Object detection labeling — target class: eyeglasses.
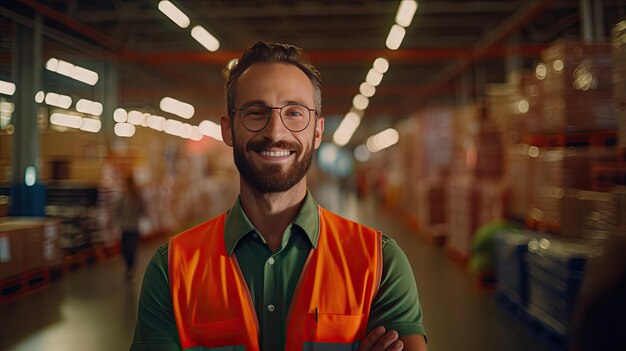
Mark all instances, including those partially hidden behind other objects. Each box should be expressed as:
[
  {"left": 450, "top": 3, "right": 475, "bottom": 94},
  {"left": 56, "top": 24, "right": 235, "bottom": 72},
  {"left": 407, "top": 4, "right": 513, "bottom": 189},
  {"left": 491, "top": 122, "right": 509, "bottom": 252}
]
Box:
[{"left": 232, "top": 103, "right": 316, "bottom": 132}]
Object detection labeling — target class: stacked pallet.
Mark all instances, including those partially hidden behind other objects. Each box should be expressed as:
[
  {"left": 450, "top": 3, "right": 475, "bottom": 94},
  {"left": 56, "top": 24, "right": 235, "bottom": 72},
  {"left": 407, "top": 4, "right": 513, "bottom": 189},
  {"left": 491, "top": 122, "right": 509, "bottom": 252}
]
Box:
[{"left": 613, "top": 21, "right": 626, "bottom": 150}]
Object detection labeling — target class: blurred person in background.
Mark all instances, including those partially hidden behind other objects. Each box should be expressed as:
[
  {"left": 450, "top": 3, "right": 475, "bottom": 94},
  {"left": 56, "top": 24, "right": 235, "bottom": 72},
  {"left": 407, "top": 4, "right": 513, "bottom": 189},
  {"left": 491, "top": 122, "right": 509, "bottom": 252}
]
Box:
[
  {"left": 131, "top": 41, "right": 427, "bottom": 351},
  {"left": 117, "top": 175, "right": 145, "bottom": 281}
]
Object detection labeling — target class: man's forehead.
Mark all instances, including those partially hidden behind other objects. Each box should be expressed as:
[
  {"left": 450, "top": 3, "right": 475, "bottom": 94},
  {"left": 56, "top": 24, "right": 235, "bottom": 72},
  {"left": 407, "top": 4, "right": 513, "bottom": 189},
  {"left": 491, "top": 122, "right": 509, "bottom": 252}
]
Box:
[{"left": 235, "top": 62, "right": 315, "bottom": 102}]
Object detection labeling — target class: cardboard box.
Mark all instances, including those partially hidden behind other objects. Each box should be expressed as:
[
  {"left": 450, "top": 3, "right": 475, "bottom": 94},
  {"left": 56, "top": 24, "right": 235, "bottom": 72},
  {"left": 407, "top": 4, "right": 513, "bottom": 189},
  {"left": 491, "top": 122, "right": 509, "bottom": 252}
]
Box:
[
  {"left": 0, "top": 223, "right": 26, "bottom": 280},
  {"left": 0, "top": 196, "right": 8, "bottom": 218}
]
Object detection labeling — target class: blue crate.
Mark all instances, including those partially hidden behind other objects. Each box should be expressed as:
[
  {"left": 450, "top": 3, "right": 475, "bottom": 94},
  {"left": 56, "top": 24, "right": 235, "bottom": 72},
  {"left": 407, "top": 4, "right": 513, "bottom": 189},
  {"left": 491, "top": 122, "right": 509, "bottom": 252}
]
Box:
[{"left": 493, "top": 229, "right": 539, "bottom": 305}]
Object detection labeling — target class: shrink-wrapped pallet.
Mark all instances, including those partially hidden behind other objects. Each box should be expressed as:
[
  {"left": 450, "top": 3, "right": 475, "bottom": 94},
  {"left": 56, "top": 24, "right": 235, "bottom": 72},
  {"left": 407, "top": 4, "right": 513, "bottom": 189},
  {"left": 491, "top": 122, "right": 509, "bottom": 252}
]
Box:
[
  {"left": 417, "top": 178, "right": 447, "bottom": 241},
  {"left": 539, "top": 42, "right": 616, "bottom": 133},
  {"left": 612, "top": 21, "right": 626, "bottom": 103},
  {"left": 505, "top": 144, "right": 534, "bottom": 220},
  {"left": 446, "top": 175, "right": 477, "bottom": 262},
  {"left": 529, "top": 147, "right": 616, "bottom": 228},
  {"left": 560, "top": 189, "right": 619, "bottom": 239}
]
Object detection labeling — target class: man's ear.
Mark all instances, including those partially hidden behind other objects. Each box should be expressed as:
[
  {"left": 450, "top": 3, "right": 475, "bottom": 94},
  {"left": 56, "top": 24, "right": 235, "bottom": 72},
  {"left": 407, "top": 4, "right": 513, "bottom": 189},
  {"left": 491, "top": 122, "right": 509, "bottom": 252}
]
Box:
[
  {"left": 313, "top": 117, "right": 324, "bottom": 150},
  {"left": 220, "top": 115, "right": 233, "bottom": 147}
]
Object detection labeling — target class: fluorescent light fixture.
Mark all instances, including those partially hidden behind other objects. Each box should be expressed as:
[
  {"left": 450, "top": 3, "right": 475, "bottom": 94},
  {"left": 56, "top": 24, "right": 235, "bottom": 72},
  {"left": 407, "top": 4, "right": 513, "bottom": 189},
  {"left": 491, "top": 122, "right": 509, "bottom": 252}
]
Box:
[
  {"left": 158, "top": 0, "right": 190, "bottom": 28},
  {"left": 0, "top": 101, "right": 15, "bottom": 113},
  {"left": 386, "top": 24, "right": 406, "bottom": 50},
  {"left": 395, "top": 0, "right": 418, "bottom": 27},
  {"left": 50, "top": 112, "right": 83, "bottom": 129},
  {"left": 198, "top": 120, "right": 223, "bottom": 141},
  {"left": 113, "top": 108, "right": 127, "bottom": 123},
  {"left": 35, "top": 91, "right": 45, "bottom": 103},
  {"left": 160, "top": 96, "right": 195, "bottom": 119},
  {"left": 127, "top": 110, "right": 146, "bottom": 125},
  {"left": 76, "top": 98, "right": 103, "bottom": 116},
  {"left": 359, "top": 83, "right": 376, "bottom": 98},
  {"left": 25, "top": 166, "right": 36, "bottom": 186},
  {"left": 80, "top": 118, "right": 102, "bottom": 133},
  {"left": 354, "top": 144, "right": 371, "bottom": 162},
  {"left": 373, "top": 58, "right": 389, "bottom": 74},
  {"left": 147, "top": 114, "right": 166, "bottom": 131},
  {"left": 45, "top": 58, "right": 98, "bottom": 85},
  {"left": 0, "top": 80, "right": 16, "bottom": 96},
  {"left": 45, "top": 92, "right": 72, "bottom": 109},
  {"left": 114, "top": 122, "right": 136, "bottom": 137},
  {"left": 181, "top": 123, "right": 193, "bottom": 139},
  {"left": 333, "top": 112, "right": 362, "bottom": 146},
  {"left": 190, "top": 126, "right": 203, "bottom": 141},
  {"left": 365, "top": 69, "right": 384, "bottom": 87},
  {"left": 352, "top": 94, "right": 369, "bottom": 110},
  {"left": 191, "top": 25, "right": 220, "bottom": 52},
  {"left": 366, "top": 128, "right": 400, "bottom": 153},
  {"left": 165, "top": 118, "right": 184, "bottom": 136}
]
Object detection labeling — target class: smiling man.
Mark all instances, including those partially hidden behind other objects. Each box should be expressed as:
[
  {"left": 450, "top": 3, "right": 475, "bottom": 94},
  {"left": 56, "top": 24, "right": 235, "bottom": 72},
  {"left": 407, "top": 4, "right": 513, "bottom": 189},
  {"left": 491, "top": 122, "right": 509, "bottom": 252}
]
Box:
[{"left": 131, "top": 41, "right": 427, "bottom": 351}]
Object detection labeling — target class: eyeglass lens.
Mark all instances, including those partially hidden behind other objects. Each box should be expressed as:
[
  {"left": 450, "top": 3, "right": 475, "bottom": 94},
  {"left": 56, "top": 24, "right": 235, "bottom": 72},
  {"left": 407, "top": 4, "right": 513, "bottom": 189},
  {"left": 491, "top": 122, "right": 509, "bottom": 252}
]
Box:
[{"left": 241, "top": 104, "right": 311, "bottom": 132}]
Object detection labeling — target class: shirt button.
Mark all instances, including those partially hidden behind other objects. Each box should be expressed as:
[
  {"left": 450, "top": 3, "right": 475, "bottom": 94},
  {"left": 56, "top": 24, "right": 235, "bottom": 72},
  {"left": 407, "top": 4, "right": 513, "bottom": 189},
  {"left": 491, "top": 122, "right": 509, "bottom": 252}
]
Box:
[
  {"left": 268, "top": 257, "right": 275, "bottom": 265},
  {"left": 267, "top": 304, "right": 275, "bottom": 312},
  {"left": 252, "top": 233, "right": 258, "bottom": 239}
]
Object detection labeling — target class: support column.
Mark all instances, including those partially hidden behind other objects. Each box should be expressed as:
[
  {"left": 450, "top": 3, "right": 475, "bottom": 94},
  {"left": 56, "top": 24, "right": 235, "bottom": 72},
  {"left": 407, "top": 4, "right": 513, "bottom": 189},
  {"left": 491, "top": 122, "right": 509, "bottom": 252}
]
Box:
[
  {"left": 10, "top": 16, "right": 44, "bottom": 216},
  {"left": 97, "top": 61, "right": 119, "bottom": 141},
  {"left": 580, "top": 0, "right": 594, "bottom": 43}
]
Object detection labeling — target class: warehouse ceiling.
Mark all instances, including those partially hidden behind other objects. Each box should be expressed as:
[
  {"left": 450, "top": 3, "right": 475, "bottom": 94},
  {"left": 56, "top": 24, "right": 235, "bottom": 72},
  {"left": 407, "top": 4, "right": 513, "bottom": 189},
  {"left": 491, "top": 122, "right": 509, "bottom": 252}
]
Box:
[{"left": 1, "top": 0, "right": 626, "bottom": 146}]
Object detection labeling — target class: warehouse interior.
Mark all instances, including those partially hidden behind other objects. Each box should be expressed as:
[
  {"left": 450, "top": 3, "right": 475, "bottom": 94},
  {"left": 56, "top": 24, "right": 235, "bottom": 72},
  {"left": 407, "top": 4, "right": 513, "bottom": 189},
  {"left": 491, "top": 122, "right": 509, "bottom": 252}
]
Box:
[{"left": 1, "top": 0, "right": 626, "bottom": 350}]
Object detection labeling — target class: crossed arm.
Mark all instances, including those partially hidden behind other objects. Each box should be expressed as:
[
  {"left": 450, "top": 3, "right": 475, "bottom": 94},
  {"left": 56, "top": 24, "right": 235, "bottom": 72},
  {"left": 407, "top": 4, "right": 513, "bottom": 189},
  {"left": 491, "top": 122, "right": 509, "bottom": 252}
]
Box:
[{"left": 359, "top": 326, "right": 428, "bottom": 351}]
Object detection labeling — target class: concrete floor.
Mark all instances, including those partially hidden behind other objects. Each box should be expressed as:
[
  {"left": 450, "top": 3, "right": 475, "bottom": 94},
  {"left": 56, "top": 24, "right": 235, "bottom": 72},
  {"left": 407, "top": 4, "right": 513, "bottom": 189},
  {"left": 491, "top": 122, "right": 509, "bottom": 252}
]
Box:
[{"left": 0, "top": 184, "right": 552, "bottom": 351}]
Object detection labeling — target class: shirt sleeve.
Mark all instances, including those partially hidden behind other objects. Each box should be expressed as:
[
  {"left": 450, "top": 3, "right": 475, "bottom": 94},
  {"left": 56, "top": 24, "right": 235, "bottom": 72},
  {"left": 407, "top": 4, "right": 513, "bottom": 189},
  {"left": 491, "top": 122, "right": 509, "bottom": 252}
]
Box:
[
  {"left": 130, "top": 243, "right": 181, "bottom": 351},
  {"left": 366, "top": 235, "right": 427, "bottom": 337}
]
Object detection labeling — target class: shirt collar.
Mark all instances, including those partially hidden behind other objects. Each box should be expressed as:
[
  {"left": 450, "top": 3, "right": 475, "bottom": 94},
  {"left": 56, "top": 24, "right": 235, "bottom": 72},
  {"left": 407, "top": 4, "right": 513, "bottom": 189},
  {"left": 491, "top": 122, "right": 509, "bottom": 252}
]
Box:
[{"left": 223, "top": 190, "right": 320, "bottom": 256}]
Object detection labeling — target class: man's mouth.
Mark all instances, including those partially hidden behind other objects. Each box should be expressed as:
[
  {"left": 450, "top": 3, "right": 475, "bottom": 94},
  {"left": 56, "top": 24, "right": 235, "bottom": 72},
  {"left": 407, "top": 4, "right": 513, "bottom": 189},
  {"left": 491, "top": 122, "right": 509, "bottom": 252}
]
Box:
[{"left": 259, "top": 150, "right": 293, "bottom": 157}]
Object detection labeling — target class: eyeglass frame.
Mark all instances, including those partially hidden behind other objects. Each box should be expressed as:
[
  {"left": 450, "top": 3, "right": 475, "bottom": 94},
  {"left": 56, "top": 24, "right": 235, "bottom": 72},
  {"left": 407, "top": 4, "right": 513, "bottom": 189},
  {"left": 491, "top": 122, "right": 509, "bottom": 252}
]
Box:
[{"left": 231, "top": 103, "right": 318, "bottom": 132}]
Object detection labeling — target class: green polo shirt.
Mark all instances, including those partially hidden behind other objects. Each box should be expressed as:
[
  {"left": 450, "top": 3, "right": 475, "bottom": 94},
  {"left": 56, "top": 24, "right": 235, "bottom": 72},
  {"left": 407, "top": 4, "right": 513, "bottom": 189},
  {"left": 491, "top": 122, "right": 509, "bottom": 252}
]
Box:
[{"left": 131, "top": 192, "right": 425, "bottom": 351}]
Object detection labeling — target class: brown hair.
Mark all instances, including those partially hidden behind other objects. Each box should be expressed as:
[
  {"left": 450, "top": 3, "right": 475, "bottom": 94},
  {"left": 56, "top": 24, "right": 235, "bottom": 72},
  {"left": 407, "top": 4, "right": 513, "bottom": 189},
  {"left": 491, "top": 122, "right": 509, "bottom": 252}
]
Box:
[{"left": 225, "top": 41, "right": 322, "bottom": 118}]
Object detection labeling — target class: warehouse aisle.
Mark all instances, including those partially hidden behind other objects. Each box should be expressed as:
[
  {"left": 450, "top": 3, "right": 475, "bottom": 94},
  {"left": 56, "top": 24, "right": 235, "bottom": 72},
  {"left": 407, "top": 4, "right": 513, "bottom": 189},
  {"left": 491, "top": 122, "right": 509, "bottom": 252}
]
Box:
[{"left": 0, "top": 183, "right": 551, "bottom": 351}]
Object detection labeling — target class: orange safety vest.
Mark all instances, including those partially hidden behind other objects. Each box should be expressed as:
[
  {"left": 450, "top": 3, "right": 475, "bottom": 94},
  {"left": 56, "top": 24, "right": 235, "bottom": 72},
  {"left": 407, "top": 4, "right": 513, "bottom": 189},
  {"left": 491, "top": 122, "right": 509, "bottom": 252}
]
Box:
[{"left": 168, "top": 206, "right": 383, "bottom": 351}]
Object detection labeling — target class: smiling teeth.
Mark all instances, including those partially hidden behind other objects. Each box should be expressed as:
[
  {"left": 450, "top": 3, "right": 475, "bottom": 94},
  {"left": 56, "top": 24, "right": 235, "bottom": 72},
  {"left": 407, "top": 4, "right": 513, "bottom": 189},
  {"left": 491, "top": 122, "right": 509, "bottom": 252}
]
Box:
[{"left": 260, "top": 150, "right": 291, "bottom": 157}]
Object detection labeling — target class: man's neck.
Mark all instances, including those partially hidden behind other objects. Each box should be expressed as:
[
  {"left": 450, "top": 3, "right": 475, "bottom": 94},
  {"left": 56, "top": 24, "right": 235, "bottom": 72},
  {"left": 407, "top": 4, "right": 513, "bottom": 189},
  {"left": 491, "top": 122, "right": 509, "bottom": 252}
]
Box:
[{"left": 239, "top": 180, "right": 307, "bottom": 252}]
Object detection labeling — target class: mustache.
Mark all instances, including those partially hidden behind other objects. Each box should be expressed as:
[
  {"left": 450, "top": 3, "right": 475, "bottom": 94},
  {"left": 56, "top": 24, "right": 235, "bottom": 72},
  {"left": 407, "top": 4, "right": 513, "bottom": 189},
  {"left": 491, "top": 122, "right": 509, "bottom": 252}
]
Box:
[{"left": 246, "top": 139, "right": 301, "bottom": 152}]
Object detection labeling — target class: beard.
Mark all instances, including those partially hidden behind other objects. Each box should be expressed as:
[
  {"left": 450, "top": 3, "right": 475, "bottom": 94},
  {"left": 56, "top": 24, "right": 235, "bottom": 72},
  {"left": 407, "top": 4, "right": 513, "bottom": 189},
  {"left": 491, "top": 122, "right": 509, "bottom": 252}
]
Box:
[{"left": 233, "top": 137, "right": 314, "bottom": 194}]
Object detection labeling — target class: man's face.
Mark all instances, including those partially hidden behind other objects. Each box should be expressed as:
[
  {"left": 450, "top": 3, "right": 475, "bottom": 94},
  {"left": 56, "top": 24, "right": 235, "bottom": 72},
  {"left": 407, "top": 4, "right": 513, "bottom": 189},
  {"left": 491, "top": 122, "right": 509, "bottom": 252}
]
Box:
[{"left": 221, "top": 62, "right": 324, "bottom": 193}]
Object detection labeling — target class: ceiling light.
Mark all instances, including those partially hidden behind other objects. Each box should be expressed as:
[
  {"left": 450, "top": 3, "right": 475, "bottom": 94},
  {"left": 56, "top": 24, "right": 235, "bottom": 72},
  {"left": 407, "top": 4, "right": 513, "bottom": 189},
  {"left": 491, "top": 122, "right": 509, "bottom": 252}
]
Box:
[
  {"left": 127, "top": 111, "right": 146, "bottom": 125},
  {"left": 373, "top": 58, "right": 389, "bottom": 74},
  {"left": 0, "top": 80, "right": 16, "bottom": 96},
  {"left": 333, "top": 112, "right": 362, "bottom": 146},
  {"left": 45, "top": 58, "right": 98, "bottom": 85},
  {"left": 191, "top": 25, "right": 220, "bottom": 52},
  {"left": 35, "top": 91, "right": 45, "bottom": 103},
  {"left": 359, "top": 83, "right": 376, "bottom": 98},
  {"left": 50, "top": 112, "right": 82, "bottom": 129},
  {"left": 76, "top": 98, "right": 103, "bottom": 116},
  {"left": 395, "top": 0, "right": 418, "bottom": 28},
  {"left": 354, "top": 144, "right": 371, "bottom": 162},
  {"left": 198, "top": 120, "right": 223, "bottom": 141},
  {"left": 352, "top": 94, "right": 369, "bottom": 110},
  {"left": 114, "top": 122, "right": 136, "bottom": 137},
  {"left": 113, "top": 108, "right": 127, "bottom": 123},
  {"left": 366, "top": 128, "right": 400, "bottom": 153},
  {"left": 158, "top": 0, "right": 190, "bottom": 28},
  {"left": 165, "top": 118, "right": 184, "bottom": 136},
  {"left": 45, "top": 92, "right": 72, "bottom": 109},
  {"left": 386, "top": 24, "right": 406, "bottom": 50},
  {"left": 190, "top": 126, "right": 203, "bottom": 141},
  {"left": 365, "top": 69, "right": 384, "bottom": 87},
  {"left": 160, "top": 96, "right": 195, "bottom": 119},
  {"left": 80, "top": 118, "right": 102, "bottom": 133}
]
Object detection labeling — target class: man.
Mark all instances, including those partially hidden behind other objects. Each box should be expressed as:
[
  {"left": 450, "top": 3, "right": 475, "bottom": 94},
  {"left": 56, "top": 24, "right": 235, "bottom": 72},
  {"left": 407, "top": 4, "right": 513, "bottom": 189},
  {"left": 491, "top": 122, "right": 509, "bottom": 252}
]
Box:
[{"left": 131, "top": 41, "right": 427, "bottom": 351}]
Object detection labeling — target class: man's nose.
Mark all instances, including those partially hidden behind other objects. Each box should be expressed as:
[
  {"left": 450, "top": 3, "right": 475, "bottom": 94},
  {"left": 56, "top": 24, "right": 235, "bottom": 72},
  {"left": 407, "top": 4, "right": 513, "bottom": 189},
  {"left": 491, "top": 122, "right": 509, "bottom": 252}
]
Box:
[{"left": 261, "top": 109, "right": 289, "bottom": 138}]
